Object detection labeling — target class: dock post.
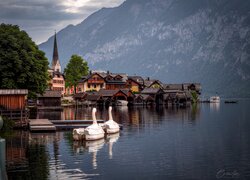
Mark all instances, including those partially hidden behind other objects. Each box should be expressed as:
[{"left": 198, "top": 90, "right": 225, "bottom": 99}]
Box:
[{"left": 0, "top": 138, "right": 7, "bottom": 180}]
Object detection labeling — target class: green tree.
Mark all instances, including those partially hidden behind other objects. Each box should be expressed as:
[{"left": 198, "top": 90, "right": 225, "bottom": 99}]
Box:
[
  {"left": 191, "top": 90, "right": 198, "bottom": 103},
  {"left": 0, "top": 24, "right": 49, "bottom": 98},
  {"left": 64, "top": 54, "right": 89, "bottom": 94}
]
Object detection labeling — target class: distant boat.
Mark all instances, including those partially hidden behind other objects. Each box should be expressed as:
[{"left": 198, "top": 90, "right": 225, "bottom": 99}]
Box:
[
  {"left": 224, "top": 100, "right": 238, "bottom": 104},
  {"left": 116, "top": 100, "right": 128, "bottom": 106},
  {"left": 210, "top": 96, "right": 220, "bottom": 103}
]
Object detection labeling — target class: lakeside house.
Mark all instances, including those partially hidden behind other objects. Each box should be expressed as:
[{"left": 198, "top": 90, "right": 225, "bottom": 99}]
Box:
[
  {"left": 0, "top": 89, "right": 29, "bottom": 127},
  {"left": 37, "top": 90, "right": 62, "bottom": 110},
  {"left": 67, "top": 70, "right": 202, "bottom": 106}
]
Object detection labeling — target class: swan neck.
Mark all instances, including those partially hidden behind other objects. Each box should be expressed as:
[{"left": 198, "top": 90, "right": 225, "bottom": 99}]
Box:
[
  {"left": 92, "top": 110, "right": 97, "bottom": 124},
  {"left": 108, "top": 108, "right": 113, "bottom": 120}
]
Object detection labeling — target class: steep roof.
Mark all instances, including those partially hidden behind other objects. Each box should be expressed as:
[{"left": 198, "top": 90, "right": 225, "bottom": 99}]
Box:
[
  {"left": 97, "top": 89, "right": 118, "bottom": 97},
  {"left": 141, "top": 88, "right": 163, "bottom": 94},
  {"left": 163, "top": 84, "right": 183, "bottom": 90},
  {"left": 38, "top": 90, "right": 61, "bottom": 98},
  {"left": 52, "top": 32, "right": 60, "bottom": 69},
  {"left": 144, "top": 79, "right": 163, "bottom": 88},
  {"left": 0, "top": 89, "right": 28, "bottom": 95},
  {"left": 85, "top": 94, "right": 102, "bottom": 101}
]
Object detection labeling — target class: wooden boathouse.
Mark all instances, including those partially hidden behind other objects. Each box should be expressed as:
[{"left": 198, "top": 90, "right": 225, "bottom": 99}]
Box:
[
  {"left": 37, "top": 90, "right": 62, "bottom": 110},
  {"left": 0, "top": 89, "right": 29, "bottom": 127}
]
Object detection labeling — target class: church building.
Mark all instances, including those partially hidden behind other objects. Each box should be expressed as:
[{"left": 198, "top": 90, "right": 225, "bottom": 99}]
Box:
[{"left": 48, "top": 32, "right": 65, "bottom": 95}]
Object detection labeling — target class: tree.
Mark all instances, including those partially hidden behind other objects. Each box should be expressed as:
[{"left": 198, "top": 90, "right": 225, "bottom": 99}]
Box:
[
  {"left": 191, "top": 90, "right": 198, "bottom": 103},
  {"left": 64, "top": 54, "right": 89, "bottom": 94},
  {"left": 0, "top": 24, "right": 49, "bottom": 98}
]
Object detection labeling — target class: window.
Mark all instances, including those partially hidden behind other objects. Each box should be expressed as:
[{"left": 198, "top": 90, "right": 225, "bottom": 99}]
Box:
[
  {"left": 88, "top": 84, "right": 90, "bottom": 88},
  {"left": 94, "top": 84, "right": 97, "bottom": 88}
]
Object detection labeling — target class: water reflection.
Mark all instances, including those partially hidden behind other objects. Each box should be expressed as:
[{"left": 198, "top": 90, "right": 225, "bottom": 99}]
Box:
[
  {"left": 5, "top": 105, "right": 203, "bottom": 179},
  {"left": 106, "top": 133, "right": 120, "bottom": 159},
  {"left": 210, "top": 102, "right": 220, "bottom": 111},
  {"left": 85, "top": 139, "right": 105, "bottom": 169},
  {"left": 34, "top": 105, "right": 201, "bottom": 125}
]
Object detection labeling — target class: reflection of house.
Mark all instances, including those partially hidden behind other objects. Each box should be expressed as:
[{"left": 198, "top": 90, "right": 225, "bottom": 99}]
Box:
[{"left": 48, "top": 32, "right": 65, "bottom": 95}]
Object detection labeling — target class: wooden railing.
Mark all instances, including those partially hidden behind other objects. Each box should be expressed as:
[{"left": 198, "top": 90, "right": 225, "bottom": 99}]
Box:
[{"left": 0, "top": 109, "right": 29, "bottom": 128}]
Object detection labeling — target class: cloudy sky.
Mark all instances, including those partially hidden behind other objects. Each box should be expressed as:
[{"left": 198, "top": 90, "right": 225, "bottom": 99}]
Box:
[{"left": 0, "top": 0, "right": 125, "bottom": 44}]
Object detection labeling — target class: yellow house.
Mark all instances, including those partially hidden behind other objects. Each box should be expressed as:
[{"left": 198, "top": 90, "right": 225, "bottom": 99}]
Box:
[{"left": 77, "top": 73, "right": 106, "bottom": 92}]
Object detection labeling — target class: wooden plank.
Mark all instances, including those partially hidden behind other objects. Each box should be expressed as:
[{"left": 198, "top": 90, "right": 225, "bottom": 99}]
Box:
[
  {"left": 30, "top": 126, "right": 56, "bottom": 131},
  {"left": 29, "top": 119, "right": 56, "bottom": 132},
  {"left": 29, "top": 119, "right": 54, "bottom": 126},
  {"left": 50, "top": 120, "right": 104, "bottom": 124}
]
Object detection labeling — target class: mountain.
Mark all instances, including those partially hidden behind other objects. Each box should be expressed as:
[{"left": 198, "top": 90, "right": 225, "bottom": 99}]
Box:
[{"left": 39, "top": 0, "right": 250, "bottom": 97}]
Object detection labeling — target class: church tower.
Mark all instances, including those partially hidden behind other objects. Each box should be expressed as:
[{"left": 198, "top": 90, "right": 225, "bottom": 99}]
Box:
[{"left": 52, "top": 32, "right": 61, "bottom": 72}]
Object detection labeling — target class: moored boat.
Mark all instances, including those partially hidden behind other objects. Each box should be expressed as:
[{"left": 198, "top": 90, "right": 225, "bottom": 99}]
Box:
[{"left": 210, "top": 96, "right": 220, "bottom": 103}]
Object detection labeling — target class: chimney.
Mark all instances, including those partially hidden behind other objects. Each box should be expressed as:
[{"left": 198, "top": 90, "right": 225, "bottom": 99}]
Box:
[
  {"left": 107, "top": 70, "right": 110, "bottom": 75},
  {"left": 147, "top": 77, "right": 150, "bottom": 81},
  {"left": 89, "top": 70, "right": 92, "bottom": 75}
]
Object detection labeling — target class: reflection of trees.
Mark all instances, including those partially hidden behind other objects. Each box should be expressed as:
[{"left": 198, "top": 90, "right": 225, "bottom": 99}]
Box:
[
  {"left": 25, "top": 144, "right": 49, "bottom": 180},
  {"left": 6, "top": 131, "right": 49, "bottom": 180}
]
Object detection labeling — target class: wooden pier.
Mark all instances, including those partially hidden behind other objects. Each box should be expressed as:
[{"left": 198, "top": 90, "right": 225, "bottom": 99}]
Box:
[
  {"left": 29, "top": 119, "right": 56, "bottom": 132},
  {"left": 29, "top": 119, "right": 123, "bottom": 132}
]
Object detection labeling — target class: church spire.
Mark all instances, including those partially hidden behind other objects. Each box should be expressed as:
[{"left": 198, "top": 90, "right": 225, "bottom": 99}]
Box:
[{"left": 52, "top": 31, "right": 61, "bottom": 72}]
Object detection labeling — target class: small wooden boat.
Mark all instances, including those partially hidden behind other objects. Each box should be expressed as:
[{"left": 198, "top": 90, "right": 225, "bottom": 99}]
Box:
[
  {"left": 104, "top": 106, "right": 120, "bottom": 134},
  {"left": 84, "top": 108, "right": 105, "bottom": 141},
  {"left": 224, "top": 100, "right": 238, "bottom": 104}
]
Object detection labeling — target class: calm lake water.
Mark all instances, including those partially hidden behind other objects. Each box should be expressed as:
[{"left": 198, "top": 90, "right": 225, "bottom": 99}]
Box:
[{"left": 1, "top": 100, "right": 250, "bottom": 180}]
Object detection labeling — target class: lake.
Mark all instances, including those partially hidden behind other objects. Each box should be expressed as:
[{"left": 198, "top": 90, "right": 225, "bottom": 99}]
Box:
[{"left": 1, "top": 100, "right": 250, "bottom": 180}]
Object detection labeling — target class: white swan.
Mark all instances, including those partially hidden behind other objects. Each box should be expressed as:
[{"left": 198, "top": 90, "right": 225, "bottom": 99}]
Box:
[
  {"left": 84, "top": 108, "right": 105, "bottom": 140},
  {"left": 104, "top": 106, "right": 120, "bottom": 134},
  {"left": 72, "top": 128, "right": 85, "bottom": 141}
]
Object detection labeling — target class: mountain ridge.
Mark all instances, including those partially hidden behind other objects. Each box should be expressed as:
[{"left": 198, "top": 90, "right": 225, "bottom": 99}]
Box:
[{"left": 39, "top": 0, "right": 250, "bottom": 97}]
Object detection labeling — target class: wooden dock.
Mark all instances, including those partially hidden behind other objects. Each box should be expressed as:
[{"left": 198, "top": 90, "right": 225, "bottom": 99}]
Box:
[
  {"left": 29, "top": 119, "right": 123, "bottom": 132},
  {"left": 29, "top": 119, "right": 56, "bottom": 132}
]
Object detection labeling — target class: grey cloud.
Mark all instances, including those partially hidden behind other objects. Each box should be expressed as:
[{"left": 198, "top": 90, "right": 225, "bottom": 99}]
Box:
[{"left": 0, "top": 0, "right": 125, "bottom": 43}]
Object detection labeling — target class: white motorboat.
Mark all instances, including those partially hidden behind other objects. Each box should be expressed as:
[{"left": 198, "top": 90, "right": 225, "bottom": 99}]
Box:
[
  {"left": 210, "top": 96, "right": 220, "bottom": 103},
  {"left": 72, "top": 128, "right": 85, "bottom": 141},
  {"left": 84, "top": 108, "right": 105, "bottom": 141},
  {"left": 104, "top": 106, "right": 120, "bottom": 134}
]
